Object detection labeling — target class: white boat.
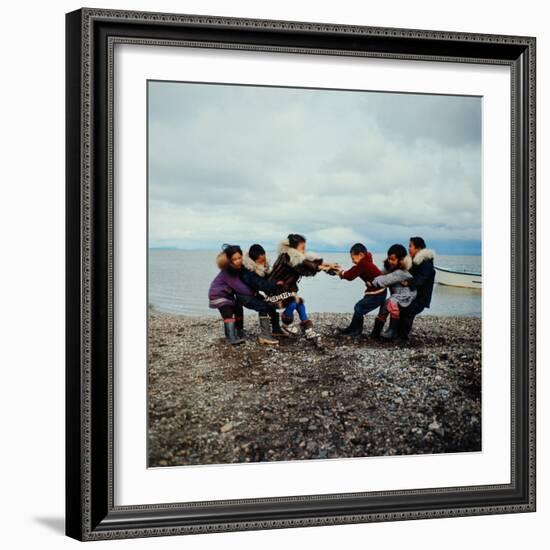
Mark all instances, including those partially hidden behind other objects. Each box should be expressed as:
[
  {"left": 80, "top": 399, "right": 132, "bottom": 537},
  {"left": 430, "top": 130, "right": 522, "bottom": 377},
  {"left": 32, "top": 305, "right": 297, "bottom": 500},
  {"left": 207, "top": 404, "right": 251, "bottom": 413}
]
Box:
[{"left": 435, "top": 265, "right": 482, "bottom": 289}]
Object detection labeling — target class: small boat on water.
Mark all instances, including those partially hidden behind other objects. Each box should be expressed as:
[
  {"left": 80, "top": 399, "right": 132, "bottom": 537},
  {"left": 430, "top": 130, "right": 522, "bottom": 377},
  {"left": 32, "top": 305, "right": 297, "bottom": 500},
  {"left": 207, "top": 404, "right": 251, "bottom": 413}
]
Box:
[{"left": 435, "top": 265, "right": 482, "bottom": 289}]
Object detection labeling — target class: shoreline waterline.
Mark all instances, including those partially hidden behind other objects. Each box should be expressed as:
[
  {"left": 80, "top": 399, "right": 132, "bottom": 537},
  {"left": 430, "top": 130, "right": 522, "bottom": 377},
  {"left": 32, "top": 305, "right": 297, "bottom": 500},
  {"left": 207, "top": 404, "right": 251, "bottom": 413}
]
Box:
[{"left": 148, "top": 249, "right": 481, "bottom": 318}]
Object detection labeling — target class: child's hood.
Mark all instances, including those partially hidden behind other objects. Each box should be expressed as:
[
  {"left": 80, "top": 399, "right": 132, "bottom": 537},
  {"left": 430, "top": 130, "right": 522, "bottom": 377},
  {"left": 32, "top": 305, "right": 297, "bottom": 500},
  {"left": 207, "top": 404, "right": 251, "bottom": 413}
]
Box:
[
  {"left": 215, "top": 251, "right": 241, "bottom": 275},
  {"left": 277, "top": 238, "right": 322, "bottom": 268},
  {"left": 216, "top": 251, "right": 228, "bottom": 269},
  {"left": 409, "top": 248, "right": 436, "bottom": 266},
  {"left": 360, "top": 251, "right": 375, "bottom": 265},
  {"left": 402, "top": 255, "right": 413, "bottom": 270},
  {"left": 242, "top": 252, "right": 271, "bottom": 277}
]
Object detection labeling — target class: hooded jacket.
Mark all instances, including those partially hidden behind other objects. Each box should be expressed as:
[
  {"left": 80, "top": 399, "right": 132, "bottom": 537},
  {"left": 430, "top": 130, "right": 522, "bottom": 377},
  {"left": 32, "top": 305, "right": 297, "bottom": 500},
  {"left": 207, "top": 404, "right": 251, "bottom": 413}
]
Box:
[
  {"left": 339, "top": 252, "right": 382, "bottom": 286},
  {"left": 405, "top": 248, "right": 436, "bottom": 309},
  {"left": 207, "top": 252, "right": 254, "bottom": 309},
  {"left": 263, "top": 238, "right": 323, "bottom": 307}
]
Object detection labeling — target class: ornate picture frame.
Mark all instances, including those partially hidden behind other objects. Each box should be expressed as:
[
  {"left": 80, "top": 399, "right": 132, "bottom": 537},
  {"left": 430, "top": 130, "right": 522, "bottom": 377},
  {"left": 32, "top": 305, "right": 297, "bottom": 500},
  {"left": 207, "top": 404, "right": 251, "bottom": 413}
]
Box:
[{"left": 65, "top": 7, "right": 536, "bottom": 541}]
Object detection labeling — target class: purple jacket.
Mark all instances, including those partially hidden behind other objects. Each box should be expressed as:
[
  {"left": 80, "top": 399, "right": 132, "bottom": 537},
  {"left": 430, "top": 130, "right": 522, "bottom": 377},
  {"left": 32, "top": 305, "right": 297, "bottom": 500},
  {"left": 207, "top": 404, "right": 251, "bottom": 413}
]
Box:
[{"left": 208, "top": 268, "right": 254, "bottom": 309}]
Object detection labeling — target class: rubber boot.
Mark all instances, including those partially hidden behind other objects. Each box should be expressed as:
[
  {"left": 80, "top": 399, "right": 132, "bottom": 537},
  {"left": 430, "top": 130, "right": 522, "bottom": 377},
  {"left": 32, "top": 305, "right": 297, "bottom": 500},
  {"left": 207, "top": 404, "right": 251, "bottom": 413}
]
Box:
[
  {"left": 270, "top": 311, "right": 288, "bottom": 337},
  {"left": 224, "top": 320, "right": 244, "bottom": 345},
  {"left": 234, "top": 316, "right": 245, "bottom": 339},
  {"left": 369, "top": 318, "right": 385, "bottom": 340},
  {"left": 258, "top": 314, "right": 279, "bottom": 345},
  {"left": 381, "top": 317, "right": 400, "bottom": 341},
  {"left": 398, "top": 315, "right": 414, "bottom": 341},
  {"left": 337, "top": 313, "right": 364, "bottom": 337}
]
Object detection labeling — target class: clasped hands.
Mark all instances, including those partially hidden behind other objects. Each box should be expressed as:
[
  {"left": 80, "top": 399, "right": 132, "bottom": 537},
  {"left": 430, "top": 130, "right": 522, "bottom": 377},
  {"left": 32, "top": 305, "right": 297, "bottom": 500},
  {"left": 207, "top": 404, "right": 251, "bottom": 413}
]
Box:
[{"left": 319, "top": 262, "right": 341, "bottom": 275}]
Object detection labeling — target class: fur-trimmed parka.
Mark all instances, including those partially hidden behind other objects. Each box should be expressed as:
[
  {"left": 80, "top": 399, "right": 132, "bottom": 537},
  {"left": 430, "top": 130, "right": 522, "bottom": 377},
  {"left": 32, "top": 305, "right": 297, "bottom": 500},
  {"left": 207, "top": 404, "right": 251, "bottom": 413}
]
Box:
[
  {"left": 207, "top": 251, "right": 254, "bottom": 309},
  {"left": 404, "top": 248, "right": 436, "bottom": 310},
  {"left": 263, "top": 238, "right": 323, "bottom": 307}
]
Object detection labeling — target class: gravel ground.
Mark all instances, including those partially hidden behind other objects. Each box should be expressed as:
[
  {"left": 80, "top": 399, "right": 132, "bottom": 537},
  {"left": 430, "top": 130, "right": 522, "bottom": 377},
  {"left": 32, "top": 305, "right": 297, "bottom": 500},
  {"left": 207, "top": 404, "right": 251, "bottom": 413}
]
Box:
[{"left": 148, "top": 311, "right": 481, "bottom": 467}]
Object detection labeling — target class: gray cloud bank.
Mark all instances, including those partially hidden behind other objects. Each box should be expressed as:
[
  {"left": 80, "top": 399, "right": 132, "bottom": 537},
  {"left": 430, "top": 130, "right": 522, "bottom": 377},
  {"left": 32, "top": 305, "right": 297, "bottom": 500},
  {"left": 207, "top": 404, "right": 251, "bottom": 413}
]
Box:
[{"left": 148, "top": 81, "right": 481, "bottom": 254}]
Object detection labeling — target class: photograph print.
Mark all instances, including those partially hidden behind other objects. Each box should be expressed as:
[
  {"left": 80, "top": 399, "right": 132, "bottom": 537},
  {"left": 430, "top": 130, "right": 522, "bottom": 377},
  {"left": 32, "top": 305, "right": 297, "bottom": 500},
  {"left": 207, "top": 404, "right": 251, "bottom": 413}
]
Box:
[{"left": 147, "top": 80, "right": 482, "bottom": 468}]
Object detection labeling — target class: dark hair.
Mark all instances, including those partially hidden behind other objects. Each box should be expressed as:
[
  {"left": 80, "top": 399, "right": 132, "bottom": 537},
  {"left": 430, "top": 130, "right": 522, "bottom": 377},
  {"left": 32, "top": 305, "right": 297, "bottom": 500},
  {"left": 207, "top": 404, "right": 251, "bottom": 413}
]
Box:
[
  {"left": 287, "top": 233, "right": 306, "bottom": 249},
  {"left": 248, "top": 244, "right": 265, "bottom": 261},
  {"left": 387, "top": 243, "right": 407, "bottom": 260},
  {"left": 221, "top": 243, "right": 242, "bottom": 261},
  {"left": 410, "top": 236, "right": 426, "bottom": 250},
  {"left": 350, "top": 243, "right": 368, "bottom": 255}
]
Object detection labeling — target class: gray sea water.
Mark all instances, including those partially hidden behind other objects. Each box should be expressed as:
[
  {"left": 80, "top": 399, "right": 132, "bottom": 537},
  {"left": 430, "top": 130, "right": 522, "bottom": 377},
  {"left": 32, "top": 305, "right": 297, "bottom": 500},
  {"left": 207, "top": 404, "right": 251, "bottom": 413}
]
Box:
[{"left": 149, "top": 250, "right": 481, "bottom": 317}]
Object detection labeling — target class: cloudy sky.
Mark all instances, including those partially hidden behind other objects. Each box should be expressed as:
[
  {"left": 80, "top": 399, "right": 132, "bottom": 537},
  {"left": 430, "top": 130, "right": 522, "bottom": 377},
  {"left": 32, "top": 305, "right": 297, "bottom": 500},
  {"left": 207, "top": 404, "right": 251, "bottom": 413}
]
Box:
[{"left": 148, "top": 80, "right": 481, "bottom": 254}]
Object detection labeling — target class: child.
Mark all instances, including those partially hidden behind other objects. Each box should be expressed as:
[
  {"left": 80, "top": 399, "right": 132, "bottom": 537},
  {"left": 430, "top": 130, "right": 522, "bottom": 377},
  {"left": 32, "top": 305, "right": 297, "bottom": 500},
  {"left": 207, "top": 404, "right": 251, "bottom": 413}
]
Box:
[
  {"left": 335, "top": 243, "right": 385, "bottom": 337},
  {"left": 241, "top": 244, "right": 287, "bottom": 337},
  {"left": 264, "top": 234, "right": 337, "bottom": 340},
  {"left": 207, "top": 244, "right": 278, "bottom": 345},
  {"left": 397, "top": 237, "right": 436, "bottom": 340},
  {"left": 368, "top": 243, "right": 417, "bottom": 341}
]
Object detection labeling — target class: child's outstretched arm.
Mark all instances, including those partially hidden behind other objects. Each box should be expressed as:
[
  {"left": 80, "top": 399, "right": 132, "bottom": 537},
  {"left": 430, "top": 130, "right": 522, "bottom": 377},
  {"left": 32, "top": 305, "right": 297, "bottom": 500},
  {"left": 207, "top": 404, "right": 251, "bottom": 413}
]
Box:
[
  {"left": 294, "top": 258, "right": 323, "bottom": 276},
  {"left": 339, "top": 259, "right": 381, "bottom": 281},
  {"left": 372, "top": 270, "right": 413, "bottom": 288},
  {"left": 338, "top": 263, "right": 364, "bottom": 281}
]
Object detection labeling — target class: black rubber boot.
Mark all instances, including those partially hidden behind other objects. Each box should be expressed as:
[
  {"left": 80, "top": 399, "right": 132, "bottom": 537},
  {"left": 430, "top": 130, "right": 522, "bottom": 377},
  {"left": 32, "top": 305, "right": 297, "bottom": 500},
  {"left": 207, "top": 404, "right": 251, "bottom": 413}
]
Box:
[
  {"left": 234, "top": 316, "right": 244, "bottom": 339},
  {"left": 369, "top": 318, "right": 385, "bottom": 340},
  {"left": 224, "top": 320, "right": 244, "bottom": 345},
  {"left": 270, "top": 311, "right": 287, "bottom": 337},
  {"left": 398, "top": 315, "right": 414, "bottom": 341},
  {"left": 338, "top": 313, "right": 364, "bottom": 336},
  {"left": 381, "top": 317, "right": 400, "bottom": 341},
  {"left": 258, "top": 314, "right": 279, "bottom": 345}
]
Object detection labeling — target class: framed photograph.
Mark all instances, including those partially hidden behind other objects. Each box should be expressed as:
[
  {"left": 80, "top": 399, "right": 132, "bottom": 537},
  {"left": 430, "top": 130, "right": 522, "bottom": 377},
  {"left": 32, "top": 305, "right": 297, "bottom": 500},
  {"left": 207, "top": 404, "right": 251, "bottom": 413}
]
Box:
[{"left": 65, "top": 7, "right": 536, "bottom": 541}]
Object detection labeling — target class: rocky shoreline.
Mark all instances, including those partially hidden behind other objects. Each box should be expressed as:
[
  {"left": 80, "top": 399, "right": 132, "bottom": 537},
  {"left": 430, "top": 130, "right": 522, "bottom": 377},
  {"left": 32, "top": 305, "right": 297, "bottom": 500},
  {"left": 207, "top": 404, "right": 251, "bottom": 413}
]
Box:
[{"left": 148, "top": 311, "right": 481, "bottom": 467}]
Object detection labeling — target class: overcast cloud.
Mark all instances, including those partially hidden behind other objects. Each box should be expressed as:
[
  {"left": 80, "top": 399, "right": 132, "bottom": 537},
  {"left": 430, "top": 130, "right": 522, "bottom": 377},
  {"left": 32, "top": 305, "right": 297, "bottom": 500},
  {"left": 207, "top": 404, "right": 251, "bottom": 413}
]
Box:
[{"left": 148, "top": 81, "right": 481, "bottom": 254}]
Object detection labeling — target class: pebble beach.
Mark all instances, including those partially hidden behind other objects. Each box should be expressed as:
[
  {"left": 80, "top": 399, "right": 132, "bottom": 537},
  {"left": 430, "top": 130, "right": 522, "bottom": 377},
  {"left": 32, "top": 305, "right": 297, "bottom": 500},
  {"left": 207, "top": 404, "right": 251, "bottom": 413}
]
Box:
[{"left": 148, "top": 311, "right": 481, "bottom": 467}]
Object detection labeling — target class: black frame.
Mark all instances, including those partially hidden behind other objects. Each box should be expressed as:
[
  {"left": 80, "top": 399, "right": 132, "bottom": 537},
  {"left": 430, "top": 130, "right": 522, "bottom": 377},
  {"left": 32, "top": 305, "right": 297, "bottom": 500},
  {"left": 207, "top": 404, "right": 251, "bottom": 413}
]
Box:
[{"left": 66, "top": 8, "right": 536, "bottom": 541}]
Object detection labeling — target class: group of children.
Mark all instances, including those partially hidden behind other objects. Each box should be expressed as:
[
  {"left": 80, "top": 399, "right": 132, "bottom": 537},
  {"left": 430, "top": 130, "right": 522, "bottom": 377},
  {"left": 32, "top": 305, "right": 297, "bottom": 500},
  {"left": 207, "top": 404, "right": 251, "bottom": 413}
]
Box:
[{"left": 207, "top": 233, "right": 435, "bottom": 345}]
